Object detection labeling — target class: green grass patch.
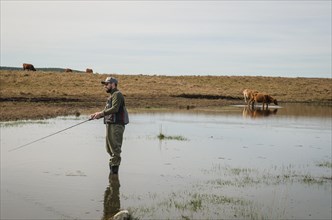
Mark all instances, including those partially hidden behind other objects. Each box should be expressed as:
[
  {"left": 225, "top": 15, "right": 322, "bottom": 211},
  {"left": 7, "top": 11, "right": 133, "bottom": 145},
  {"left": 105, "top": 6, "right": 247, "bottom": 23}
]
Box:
[
  {"left": 317, "top": 161, "right": 332, "bottom": 168},
  {"left": 0, "top": 120, "right": 49, "bottom": 127},
  {"left": 301, "top": 175, "right": 326, "bottom": 185},
  {"left": 157, "top": 125, "right": 188, "bottom": 141},
  {"left": 157, "top": 133, "right": 188, "bottom": 141}
]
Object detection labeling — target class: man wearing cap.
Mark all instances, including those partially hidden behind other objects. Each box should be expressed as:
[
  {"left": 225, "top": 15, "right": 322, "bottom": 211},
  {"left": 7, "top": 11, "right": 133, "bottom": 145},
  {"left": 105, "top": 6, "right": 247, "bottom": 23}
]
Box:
[{"left": 90, "top": 76, "right": 128, "bottom": 174}]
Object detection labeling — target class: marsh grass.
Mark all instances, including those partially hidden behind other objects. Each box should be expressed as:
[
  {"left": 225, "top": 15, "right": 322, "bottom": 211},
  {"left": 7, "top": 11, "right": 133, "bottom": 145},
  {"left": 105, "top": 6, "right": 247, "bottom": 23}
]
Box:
[
  {"left": 128, "top": 189, "right": 263, "bottom": 219},
  {"left": 123, "top": 163, "right": 331, "bottom": 219},
  {"left": 158, "top": 125, "right": 188, "bottom": 141},
  {"left": 157, "top": 133, "right": 188, "bottom": 141},
  {"left": 301, "top": 175, "right": 326, "bottom": 185},
  {"left": 0, "top": 120, "right": 49, "bottom": 127},
  {"left": 205, "top": 163, "right": 331, "bottom": 187},
  {"left": 317, "top": 161, "right": 332, "bottom": 168}
]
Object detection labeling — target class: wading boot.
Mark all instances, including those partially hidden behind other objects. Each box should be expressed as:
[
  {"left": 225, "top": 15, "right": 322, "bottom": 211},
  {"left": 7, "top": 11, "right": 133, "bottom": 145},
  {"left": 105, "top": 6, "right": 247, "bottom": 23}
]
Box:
[{"left": 110, "top": 165, "right": 119, "bottom": 175}]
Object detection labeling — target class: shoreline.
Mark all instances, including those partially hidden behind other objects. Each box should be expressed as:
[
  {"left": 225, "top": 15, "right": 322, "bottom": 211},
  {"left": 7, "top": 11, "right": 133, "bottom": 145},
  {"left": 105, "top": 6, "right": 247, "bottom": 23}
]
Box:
[{"left": 1, "top": 70, "right": 331, "bottom": 121}]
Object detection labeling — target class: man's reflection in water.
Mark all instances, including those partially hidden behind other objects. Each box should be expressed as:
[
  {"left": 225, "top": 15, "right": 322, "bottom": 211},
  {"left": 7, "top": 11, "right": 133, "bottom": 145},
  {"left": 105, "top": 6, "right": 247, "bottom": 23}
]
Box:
[{"left": 102, "top": 173, "right": 120, "bottom": 220}]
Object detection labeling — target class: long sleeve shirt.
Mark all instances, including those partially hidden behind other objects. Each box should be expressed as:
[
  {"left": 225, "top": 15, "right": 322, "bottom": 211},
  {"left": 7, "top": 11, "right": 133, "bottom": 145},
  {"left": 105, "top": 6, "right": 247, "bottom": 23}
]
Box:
[{"left": 103, "top": 89, "right": 125, "bottom": 116}]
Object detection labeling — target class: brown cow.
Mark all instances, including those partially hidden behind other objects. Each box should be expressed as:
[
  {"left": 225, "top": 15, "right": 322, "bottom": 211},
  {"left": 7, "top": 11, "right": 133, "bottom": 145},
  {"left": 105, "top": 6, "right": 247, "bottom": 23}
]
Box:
[
  {"left": 65, "top": 68, "right": 73, "bottom": 72},
  {"left": 23, "top": 63, "right": 36, "bottom": 71},
  {"left": 86, "top": 68, "right": 93, "bottom": 73},
  {"left": 243, "top": 88, "right": 258, "bottom": 104},
  {"left": 250, "top": 93, "right": 278, "bottom": 109}
]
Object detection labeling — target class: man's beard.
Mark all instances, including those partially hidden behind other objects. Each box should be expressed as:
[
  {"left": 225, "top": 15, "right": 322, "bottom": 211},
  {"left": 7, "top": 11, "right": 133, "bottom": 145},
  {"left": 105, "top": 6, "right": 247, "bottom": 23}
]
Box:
[{"left": 106, "top": 87, "right": 112, "bottom": 93}]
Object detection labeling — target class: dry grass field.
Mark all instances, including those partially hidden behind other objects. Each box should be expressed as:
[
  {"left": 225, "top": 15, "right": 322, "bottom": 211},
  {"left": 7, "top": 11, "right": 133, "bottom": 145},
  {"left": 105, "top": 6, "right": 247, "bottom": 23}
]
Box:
[{"left": 0, "top": 70, "right": 331, "bottom": 121}]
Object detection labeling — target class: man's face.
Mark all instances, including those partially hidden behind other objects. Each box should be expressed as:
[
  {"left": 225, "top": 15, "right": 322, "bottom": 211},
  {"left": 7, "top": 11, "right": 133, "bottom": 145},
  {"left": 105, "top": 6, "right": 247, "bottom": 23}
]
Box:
[{"left": 104, "top": 82, "right": 114, "bottom": 93}]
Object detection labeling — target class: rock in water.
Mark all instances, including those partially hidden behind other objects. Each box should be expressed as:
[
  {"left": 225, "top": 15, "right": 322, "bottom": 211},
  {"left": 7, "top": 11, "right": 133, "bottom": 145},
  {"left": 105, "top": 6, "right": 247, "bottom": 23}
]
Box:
[{"left": 113, "top": 210, "right": 130, "bottom": 220}]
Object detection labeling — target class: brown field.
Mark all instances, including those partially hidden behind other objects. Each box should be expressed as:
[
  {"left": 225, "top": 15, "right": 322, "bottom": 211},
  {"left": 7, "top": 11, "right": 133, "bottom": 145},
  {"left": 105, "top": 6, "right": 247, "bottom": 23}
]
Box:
[{"left": 0, "top": 70, "right": 331, "bottom": 121}]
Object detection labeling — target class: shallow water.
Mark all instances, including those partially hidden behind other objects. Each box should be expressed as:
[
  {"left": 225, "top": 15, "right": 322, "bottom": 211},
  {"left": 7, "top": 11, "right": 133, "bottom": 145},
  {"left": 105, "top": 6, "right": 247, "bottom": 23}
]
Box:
[{"left": 1, "top": 103, "right": 331, "bottom": 219}]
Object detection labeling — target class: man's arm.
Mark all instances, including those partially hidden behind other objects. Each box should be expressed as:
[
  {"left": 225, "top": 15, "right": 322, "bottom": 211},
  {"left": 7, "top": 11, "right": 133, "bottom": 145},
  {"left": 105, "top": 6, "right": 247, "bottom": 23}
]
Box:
[{"left": 90, "top": 92, "right": 123, "bottom": 120}]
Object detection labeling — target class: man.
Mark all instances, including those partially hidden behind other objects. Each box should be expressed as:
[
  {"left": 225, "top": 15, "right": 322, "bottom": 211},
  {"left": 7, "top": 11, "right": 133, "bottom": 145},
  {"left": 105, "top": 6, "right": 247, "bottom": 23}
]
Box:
[{"left": 90, "top": 76, "right": 128, "bottom": 174}]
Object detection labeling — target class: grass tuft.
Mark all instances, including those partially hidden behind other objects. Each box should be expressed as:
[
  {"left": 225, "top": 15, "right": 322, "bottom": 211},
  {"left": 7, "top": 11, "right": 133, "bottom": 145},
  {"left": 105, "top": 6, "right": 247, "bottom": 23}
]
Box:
[
  {"left": 158, "top": 133, "right": 188, "bottom": 141},
  {"left": 317, "top": 161, "right": 332, "bottom": 168}
]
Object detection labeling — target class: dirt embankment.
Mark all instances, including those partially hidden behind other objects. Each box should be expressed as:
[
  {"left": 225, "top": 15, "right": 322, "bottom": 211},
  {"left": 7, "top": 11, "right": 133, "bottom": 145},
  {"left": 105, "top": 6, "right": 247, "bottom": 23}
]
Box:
[{"left": 0, "top": 70, "right": 331, "bottom": 121}]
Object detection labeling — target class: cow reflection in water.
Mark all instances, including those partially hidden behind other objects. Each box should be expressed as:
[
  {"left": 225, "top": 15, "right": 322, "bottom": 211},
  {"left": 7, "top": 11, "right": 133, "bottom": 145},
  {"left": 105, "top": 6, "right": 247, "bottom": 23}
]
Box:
[
  {"left": 102, "top": 174, "right": 120, "bottom": 220},
  {"left": 243, "top": 107, "right": 278, "bottom": 118}
]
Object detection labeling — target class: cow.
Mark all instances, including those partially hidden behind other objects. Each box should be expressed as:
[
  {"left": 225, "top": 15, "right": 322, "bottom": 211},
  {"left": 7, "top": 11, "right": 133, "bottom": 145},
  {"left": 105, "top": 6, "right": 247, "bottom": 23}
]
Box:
[
  {"left": 65, "top": 68, "right": 73, "bottom": 72},
  {"left": 86, "top": 68, "right": 93, "bottom": 73},
  {"left": 250, "top": 93, "right": 278, "bottom": 110},
  {"left": 23, "top": 63, "right": 36, "bottom": 71},
  {"left": 243, "top": 89, "right": 258, "bottom": 104}
]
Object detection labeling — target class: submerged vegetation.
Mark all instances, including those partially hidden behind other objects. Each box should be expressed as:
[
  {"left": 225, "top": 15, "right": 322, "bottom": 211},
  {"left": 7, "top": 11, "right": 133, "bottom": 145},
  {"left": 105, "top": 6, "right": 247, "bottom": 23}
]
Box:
[
  {"left": 158, "top": 125, "right": 188, "bottom": 141},
  {"left": 157, "top": 133, "right": 188, "bottom": 141},
  {"left": 126, "top": 190, "right": 259, "bottom": 219},
  {"left": 124, "top": 162, "right": 331, "bottom": 219},
  {"left": 0, "top": 120, "right": 49, "bottom": 128},
  {"left": 317, "top": 161, "right": 332, "bottom": 168},
  {"left": 205, "top": 163, "right": 332, "bottom": 187}
]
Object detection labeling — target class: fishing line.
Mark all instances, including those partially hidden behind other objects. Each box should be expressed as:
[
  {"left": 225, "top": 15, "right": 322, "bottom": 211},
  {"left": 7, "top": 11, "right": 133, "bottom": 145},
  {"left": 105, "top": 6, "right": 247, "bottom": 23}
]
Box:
[{"left": 8, "top": 118, "right": 92, "bottom": 152}]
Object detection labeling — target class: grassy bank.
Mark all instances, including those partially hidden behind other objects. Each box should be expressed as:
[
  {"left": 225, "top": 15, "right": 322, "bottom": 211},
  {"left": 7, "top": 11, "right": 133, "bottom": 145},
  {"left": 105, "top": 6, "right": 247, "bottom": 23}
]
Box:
[{"left": 0, "top": 70, "right": 331, "bottom": 121}]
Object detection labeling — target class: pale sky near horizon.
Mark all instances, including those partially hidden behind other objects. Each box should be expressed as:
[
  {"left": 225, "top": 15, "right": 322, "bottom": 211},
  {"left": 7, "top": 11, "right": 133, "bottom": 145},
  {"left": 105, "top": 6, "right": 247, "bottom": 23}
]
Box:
[{"left": 1, "top": 1, "right": 331, "bottom": 78}]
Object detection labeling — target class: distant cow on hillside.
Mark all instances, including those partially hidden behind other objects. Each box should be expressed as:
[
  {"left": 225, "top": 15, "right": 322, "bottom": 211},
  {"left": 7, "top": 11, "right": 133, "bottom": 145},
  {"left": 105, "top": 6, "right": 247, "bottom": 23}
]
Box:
[
  {"left": 65, "top": 68, "right": 73, "bottom": 72},
  {"left": 23, "top": 63, "right": 36, "bottom": 71},
  {"left": 86, "top": 68, "right": 93, "bottom": 73}
]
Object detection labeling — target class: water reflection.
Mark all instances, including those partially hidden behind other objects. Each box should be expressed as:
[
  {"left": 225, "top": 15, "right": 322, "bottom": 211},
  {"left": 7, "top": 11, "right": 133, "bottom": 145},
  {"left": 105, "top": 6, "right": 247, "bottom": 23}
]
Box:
[
  {"left": 1, "top": 104, "right": 331, "bottom": 219},
  {"left": 242, "top": 106, "right": 278, "bottom": 118},
  {"left": 102, "top": 174, "right": 120, "bottom": 220}
]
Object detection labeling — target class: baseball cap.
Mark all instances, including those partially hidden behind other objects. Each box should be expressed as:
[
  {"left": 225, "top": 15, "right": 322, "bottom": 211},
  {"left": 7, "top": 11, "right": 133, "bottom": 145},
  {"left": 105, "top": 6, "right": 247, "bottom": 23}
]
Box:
[{"left": 101, "top": 76, "right": 118, "bottom": 85}]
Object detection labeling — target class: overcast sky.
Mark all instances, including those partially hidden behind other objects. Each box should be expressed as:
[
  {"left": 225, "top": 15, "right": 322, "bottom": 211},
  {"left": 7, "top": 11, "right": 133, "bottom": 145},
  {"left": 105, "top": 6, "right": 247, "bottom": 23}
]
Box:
[{"left": 1, "top": 1, "right": 331, "bottom": 78}]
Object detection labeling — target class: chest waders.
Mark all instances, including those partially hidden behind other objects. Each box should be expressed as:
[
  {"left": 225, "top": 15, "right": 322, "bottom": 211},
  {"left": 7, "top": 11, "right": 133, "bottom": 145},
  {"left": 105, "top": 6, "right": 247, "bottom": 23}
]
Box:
[{"left": 104, "top": 91, "right": 127, "bottom": 174}]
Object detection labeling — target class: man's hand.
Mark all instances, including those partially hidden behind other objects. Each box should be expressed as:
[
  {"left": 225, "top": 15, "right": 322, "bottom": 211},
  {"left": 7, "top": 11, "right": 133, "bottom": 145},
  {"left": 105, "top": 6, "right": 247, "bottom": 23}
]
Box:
[{"left": 90, "top": 111, "right": 104, "bottom": 120}]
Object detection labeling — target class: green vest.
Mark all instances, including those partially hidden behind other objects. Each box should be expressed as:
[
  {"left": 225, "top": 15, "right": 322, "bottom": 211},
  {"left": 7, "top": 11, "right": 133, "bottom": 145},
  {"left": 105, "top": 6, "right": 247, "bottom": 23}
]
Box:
[{"left": 104, "top": 91, "right": 129, "bottom": 125}]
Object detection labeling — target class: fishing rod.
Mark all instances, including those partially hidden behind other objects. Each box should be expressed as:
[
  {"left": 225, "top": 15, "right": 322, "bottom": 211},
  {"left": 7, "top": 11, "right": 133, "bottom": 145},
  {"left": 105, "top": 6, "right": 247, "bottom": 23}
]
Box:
[{"left": 8, "top": 118, "right": 93, "bottom": 152}]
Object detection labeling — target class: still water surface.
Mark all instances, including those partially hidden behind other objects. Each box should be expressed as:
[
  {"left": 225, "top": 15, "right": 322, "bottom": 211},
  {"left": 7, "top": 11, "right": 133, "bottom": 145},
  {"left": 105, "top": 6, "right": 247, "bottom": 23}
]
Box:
[{"left": 1, "top": 103, "right": 331, "bottom": 219}]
